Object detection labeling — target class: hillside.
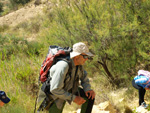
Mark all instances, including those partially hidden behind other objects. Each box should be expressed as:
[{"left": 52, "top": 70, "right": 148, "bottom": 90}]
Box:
[
  {"left": 0, "top": 0, "right": 150, "bottom": 113},
  {"left": 0, "top": 3, "right": 44, "bottom": 27}
]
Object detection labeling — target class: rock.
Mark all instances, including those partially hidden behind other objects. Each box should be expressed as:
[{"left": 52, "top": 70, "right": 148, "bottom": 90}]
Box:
[
  {"left": 92, "top": 105, "right": 103, "bottom": 113},
  {"left": 119, "top": 98, "right": 124, "bottom": 102},
  {"left": 99, "top": 111, "right": 110, "bottom": 113},
  {"left": 99, "top": 101, "right": 117, "bottom": 113},
  {"left": 136, "top": 106, "right": 150, "bottom": 113},
  {"left": 76, "top": 109, "right": 81, "bottom": 113},
  {"left": 74, "top": 101, "right": 117, "bottom": 113},
  {"left": 124, "top": 106, "right": 132, "bottom": 113}
]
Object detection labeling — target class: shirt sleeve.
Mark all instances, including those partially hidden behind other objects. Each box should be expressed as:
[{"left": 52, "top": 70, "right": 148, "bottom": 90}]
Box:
[
  {"left": 50, "top": 61, "right": 75, "bottom": 101},
  {"left": 80, "top": 67, "right": 92, "bottom": 92},
  {"left": 134, "top": 76, "right": 149, "bottom": 85}
]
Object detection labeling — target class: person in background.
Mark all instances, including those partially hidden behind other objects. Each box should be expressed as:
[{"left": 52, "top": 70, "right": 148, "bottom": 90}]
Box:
[
  {"left": 132, "top": 70, "right": 150, "bottom": 109},
  {"left": 0, "top": 91, "right": 10, "bottom": 107}
]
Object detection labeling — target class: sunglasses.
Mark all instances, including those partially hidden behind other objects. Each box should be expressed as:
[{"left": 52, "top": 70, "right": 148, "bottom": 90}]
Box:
[{"left": 80, "top": 54, "right": 89, "bottom": 59}]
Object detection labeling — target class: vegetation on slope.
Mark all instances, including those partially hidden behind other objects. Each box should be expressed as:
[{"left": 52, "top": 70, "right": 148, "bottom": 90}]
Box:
[{"left": 0, "top": 0, "right": 150, "bottom": 112}]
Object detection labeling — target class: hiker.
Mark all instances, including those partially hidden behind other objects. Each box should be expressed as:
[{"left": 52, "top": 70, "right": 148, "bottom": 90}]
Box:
[
  {"left": 132, "top": 70, "right": 150, "bottom": 109},
  {"left": 0, "top": 91, "right": 10, "bottom": 107},
  {"left": 38, "top": 42, "right": 95, "bottom": 113}
]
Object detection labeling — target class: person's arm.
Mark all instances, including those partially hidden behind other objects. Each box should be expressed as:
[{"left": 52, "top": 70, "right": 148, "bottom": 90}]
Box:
[
  {"left": 80, "top": 67, "right": 95, "bottom": 99},
  {"left": 50, "top": 61, "right": 76, "bottom": 101},
  {"left": 145, "top": 84, "right": 150, "bottom": 90},
  {"left": 145, "top": 87, "right": 150, "bottom": 90},
  {"left": 135, "top": 76, "right": 149, "bottom": 85},
  {"left": 80, "top": 70, "right": 91, "bottom": 91}
]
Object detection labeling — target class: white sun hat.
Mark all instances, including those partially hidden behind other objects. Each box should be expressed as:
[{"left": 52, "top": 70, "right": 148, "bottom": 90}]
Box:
[{"left": 70, "top": 42, "right": 94, "bottom": 58}]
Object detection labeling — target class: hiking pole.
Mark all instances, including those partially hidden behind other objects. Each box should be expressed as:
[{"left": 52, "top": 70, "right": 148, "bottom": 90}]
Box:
[
  {"left": 34, "top": 92, "right": 38, "bottom": 113},
  {"left": 34, "top": 79, "right": 40, "bottom": 113}
]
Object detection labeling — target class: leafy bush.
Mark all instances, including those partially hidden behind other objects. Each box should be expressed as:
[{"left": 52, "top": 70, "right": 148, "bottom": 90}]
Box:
[
  {"left": 0, "top": 24, "right": 9, "bottom": 32},
  {"left": 0, "top": 2, "right": 3, "bottom": 14},
  {"left": 9, "top": 0, "right": 31, "bottom": 10},
  {"left": 0, "top": 104, "right": 27, "bottom": 113},
  {"left": 9, "top": 0, "right": 31, "bottom": 5},
  {"left": 0, "top": 34, "right": 44, "bottom": 60},
  {"left": 0, "top": 35, "right": 27, "bottom": 60},
  {"left": 14, "top": 16, "right": 42, "bottom": 34},
  {"left": 41, "top": 0, "right": 150, "bottom": 85}
]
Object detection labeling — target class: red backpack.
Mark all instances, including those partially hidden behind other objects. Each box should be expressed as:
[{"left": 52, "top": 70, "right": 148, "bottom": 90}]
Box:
[{"left": 39, "top": 45, "right": 72, "bottom": 83}]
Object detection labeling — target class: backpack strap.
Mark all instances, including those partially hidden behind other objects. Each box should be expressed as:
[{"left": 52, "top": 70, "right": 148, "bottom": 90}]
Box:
[
  {"left": 41, "top": 56, "right": 72, "bottom": 94},
  {"left": 38, "top": 58, "right": 72, "bottom": 112},
  {"left": 37, "top": 92, "right": 54, "bottom": 112},
  {"left": 41, "top": 77, "right": 51, "bottom": 94},
  {"left": 61, "top": 57, "right": 72, "bottom": 75}
]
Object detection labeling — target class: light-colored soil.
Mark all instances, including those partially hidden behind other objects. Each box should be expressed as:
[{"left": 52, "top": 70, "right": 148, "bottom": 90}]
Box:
[{"left": 0, "top": 3, "right": 45, "bottom": 27}]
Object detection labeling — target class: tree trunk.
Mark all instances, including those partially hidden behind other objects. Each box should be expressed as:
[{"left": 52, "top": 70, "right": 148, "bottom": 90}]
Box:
[{"left": 97, "top": 60, "right": 115, "bottom": 85}]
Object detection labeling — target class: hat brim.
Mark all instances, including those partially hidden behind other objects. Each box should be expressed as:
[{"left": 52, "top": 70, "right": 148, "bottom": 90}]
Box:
[
  {"left": 70, "top": 51, "right": 94, "bottom": 58},
  {"left": 70, "top": 52, "right": 81, "bottom": 58},
  {"left": 1, "top": 97, "right": 10, "bottom": 103},
  {"left": 84, "top": 52, "right": 94, "bottom": 57}
]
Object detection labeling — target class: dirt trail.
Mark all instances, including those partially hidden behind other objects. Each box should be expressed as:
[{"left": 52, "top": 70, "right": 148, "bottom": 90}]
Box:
[{"left": 0, "top": 3, "right": 45, "bottom": 27}]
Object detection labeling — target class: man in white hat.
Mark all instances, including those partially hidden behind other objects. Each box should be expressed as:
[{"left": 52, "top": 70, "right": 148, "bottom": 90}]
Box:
[{"left": 38, "top": 42, "right": 96, "bottom": 113}]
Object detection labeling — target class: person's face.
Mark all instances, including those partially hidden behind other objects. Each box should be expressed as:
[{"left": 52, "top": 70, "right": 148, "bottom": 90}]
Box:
[
  {"left": 74, "top": 53, "right": 88, "bottom": 65},
  {"left": 0, "top": 100, "right": 4, "bottom": 107}
]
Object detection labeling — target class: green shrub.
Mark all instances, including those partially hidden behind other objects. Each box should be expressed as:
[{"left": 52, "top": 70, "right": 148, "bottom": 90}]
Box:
[
  {"left": 0, "top": 34, "right": 44, "bottom": 60},
  {"left": 25, "top": 41, "right": 44, "bottom": 56},
  {"left": 14, "top": 16, "right": 42, "bottom": 33},
  {"left": 9, "top": 0, "right": 31, "bottom": 5},
  {"left": 0, "top": 24, "right": 9, "bottom": 32},
  {"left": 0, "top": 35, "right": 27, "bottom": 59},
  {"left": 40, "top": 0, "right": 150, "bottom": 86},
  {"left": 9, "top": 0, "right": 31, "bottom": 10},
  {"left": 0, "top": 104, "right": 27, "bottom": 113},
  {"left": 29, "top": 21, "right": 41, "bottom": 33},
  {"left": 0, "top": 2, "right": 3, "bottom": 15}
]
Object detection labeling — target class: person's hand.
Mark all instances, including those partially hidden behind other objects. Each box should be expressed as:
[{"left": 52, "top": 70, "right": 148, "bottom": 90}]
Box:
[
  {"left": 73, "top": 96, "right": 86, "bottom": 105},
  {"left": 85, "top": 90, "right": 96, "bottom": 100},
  {"left": 145, "top": 88, "right": 150, "bottom": 90},
  {"left": 0, "top": 101, "right": 4, "bottom": 107},
  {"left": 145, "top": 85, "right": 150, "bottom": 90}
]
